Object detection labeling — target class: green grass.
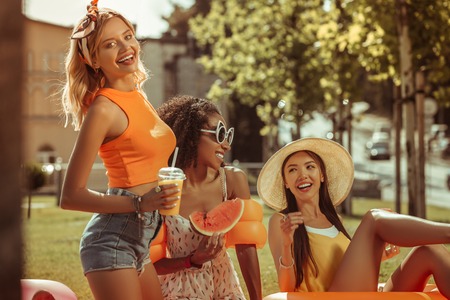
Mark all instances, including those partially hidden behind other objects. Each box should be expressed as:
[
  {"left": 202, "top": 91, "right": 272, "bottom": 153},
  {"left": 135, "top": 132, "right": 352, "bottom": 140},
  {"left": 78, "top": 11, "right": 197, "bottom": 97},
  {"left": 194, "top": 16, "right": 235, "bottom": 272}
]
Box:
[{"left": 23, "top": 196, "right": 450, "bottom": 299}]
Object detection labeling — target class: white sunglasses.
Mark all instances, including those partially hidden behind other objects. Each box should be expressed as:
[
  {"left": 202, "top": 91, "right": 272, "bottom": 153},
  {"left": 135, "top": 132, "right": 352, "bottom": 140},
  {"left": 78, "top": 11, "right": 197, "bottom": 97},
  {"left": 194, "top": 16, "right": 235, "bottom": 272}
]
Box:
[{"left": 200, "top": 120, "right": 234, "bottom": 145}]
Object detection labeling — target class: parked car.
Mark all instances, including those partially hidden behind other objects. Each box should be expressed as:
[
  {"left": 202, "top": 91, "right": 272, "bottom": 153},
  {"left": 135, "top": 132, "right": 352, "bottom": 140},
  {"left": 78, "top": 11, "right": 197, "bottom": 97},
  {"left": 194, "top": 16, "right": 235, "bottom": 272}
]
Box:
[
  {"left": 371, "top": 131, "right": 390, "bottom": 142},
  {"left": 441, "top": 142, "right": 450, "bottom": 160},
  {"left": 366, "top": 139, "right": 391, "bottom": 160},
  {"left": 352, "top": 170, "right": 382, "bottom": 199},
  {"left": 429, "top": 124, "right": 448, "bottom": 153},
  {"left": 374, "top": 122, "right": 392, "bottom": 139}
]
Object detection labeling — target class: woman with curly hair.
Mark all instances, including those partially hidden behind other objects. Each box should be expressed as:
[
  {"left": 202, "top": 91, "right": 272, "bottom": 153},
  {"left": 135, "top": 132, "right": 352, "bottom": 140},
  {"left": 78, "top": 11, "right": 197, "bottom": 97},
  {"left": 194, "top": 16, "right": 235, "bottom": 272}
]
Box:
[{"left": 155, "top": 95, "right": 262, "bottom": 300}]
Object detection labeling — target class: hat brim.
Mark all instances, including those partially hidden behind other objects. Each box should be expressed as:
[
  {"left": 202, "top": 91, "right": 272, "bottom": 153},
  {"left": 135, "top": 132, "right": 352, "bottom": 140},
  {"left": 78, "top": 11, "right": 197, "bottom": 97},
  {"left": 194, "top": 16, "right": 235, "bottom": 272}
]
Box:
[{"left": 257, "top": 138, "right": 354, "bottom": 211}]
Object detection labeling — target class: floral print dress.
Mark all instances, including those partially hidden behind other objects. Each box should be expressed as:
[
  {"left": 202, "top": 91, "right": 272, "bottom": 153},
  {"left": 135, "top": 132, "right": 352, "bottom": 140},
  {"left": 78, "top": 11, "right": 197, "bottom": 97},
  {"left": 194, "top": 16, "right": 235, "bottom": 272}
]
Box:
[{"left": 158, "top": 169, "right": 246, "bottom": 300}]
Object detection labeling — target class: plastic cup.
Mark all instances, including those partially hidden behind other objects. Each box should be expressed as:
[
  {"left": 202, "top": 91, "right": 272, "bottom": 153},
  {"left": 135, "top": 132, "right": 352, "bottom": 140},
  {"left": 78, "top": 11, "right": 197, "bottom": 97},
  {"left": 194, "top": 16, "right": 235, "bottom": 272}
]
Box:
[{"left": 157, "top": 167, "right": 186, "bottom": 215}]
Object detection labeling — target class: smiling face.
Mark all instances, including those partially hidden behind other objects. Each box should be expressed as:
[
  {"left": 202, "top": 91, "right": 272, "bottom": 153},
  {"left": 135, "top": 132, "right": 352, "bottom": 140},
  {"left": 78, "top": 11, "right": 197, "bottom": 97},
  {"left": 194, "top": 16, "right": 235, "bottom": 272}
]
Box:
[
  {"left": 282, "top": 151, "right": 324, "bottom": 203},
  {"left": 93, "top": 17, "right": 140, "bottom": 84},
  {"left": 197, "top": 113, "right": 231, "bottom": 169}
]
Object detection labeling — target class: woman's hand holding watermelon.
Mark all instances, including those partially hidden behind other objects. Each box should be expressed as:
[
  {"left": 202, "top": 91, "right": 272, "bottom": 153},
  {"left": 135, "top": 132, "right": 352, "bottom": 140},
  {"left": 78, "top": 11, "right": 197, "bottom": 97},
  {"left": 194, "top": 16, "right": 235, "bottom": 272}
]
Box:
[{"left": 191, "top": 233, "right": 225, "bottom": 266}]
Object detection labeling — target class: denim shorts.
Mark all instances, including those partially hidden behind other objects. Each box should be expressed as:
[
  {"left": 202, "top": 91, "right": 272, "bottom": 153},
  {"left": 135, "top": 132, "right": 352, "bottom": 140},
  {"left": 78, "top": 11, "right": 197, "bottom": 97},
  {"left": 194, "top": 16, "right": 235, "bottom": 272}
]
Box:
[{"left": 79, "top": 188, "right": 162, "bottom": 275}]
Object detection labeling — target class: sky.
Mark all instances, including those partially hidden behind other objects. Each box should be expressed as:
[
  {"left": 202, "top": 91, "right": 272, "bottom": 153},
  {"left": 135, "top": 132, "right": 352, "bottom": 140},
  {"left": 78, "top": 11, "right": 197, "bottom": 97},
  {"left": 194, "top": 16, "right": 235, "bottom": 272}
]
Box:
[{"left": 23, "top": 0, "right": 194, "bottom": 38}]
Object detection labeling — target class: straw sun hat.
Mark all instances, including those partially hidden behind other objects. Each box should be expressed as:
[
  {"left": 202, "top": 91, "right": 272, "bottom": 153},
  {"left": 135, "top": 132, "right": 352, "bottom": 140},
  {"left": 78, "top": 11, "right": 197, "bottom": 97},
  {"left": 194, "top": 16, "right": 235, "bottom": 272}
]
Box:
[{"left": 257, "top": 138, "right": 354, "bottom": 211}]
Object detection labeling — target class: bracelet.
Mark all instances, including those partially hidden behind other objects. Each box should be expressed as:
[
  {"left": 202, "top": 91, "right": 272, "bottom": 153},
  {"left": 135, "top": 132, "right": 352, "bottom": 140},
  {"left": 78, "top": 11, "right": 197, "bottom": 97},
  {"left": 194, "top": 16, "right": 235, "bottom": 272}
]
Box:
[
  {"left": 279, "top": 256, "right": 294, "bottom": 269},
  {"left": 184, "top": 253, "right": 203, "bottom": 269},
  {"left": 132, "top": 195, "right": 144, "bottom": 221}
]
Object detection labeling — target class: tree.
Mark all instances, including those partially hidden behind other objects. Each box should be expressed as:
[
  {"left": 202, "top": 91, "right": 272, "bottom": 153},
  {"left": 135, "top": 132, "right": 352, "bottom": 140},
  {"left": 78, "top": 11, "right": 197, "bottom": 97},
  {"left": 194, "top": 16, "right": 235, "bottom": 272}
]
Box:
[
  {"left": 24, "top": 163, "right": 46, "bottom": 219},
  {"left": 190, "top": 0, "right": 450, "bottom": 216},
  {"left": 162, "top": 0, "right": 211, "bottom": 41},
  {"left": 190, "top": 1, "right": 389, "bottom": 158},
  {"left": 191, "top": 0, "right": 450, "bottom": 134},
  {"left": 191, "top": 0, "right": 332, "bottom": 156},
  {"left": 343, "top": 0, "right": 450, "bottom": 217}
]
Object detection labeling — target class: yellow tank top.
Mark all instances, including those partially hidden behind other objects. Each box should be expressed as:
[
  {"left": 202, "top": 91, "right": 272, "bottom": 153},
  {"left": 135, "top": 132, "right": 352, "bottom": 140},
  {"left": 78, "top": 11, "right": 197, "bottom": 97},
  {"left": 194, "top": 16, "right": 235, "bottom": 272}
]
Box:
[
  {"left": 297, "top": 226, "right": 350, "bottom": 292},
  {"left": 97, "top": 88, "right": 176, "bottom": 187}
]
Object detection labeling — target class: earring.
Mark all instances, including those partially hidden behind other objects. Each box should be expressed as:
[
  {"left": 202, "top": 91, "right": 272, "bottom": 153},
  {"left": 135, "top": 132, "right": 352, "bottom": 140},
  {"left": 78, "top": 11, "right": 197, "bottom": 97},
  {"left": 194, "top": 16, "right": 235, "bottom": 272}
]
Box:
[
  {"left": 90, "top": 63, "right": 99, "bottom": 73},
  {"left": 92, "top": 61, "right": 99, "bottom": 72}
]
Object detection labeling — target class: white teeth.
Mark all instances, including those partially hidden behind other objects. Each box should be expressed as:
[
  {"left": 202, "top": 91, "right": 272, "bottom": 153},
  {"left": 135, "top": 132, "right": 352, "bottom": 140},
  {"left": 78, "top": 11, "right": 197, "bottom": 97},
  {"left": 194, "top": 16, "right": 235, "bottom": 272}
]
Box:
[
  {"left": 118, "top": 54, "right": 133, "bottom": 63},
  {"left": 298, "top": 183, "right": 311, "bottom": 189},
  {"left": 216, "top": 153, "right": 224, "bottom": 159}
]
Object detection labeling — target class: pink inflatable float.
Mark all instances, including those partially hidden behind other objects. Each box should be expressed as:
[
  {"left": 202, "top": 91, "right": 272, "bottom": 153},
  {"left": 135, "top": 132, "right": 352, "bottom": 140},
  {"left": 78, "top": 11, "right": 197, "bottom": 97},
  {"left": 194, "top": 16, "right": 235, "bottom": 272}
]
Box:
[{"left": 21, "top": 279, "right": 77, "bottom": 300}]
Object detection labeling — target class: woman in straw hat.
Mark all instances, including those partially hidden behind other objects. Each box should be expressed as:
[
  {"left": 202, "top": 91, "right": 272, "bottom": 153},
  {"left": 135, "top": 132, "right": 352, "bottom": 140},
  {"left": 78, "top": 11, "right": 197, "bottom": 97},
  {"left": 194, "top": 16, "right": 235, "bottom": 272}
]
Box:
[{"left": 257, "top": 138, "right": 450, "bottom": 296}]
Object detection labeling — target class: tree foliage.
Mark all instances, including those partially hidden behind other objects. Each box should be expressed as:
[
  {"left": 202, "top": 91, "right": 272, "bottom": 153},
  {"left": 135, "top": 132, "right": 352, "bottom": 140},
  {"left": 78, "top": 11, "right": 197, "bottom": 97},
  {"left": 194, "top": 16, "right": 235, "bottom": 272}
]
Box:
[
  {"left": 189, "top": 0, "right": 450, "bottom": 143},
  {"left": 345, "top": 0, "right": 450, "bottom": 104},
  {"left": 161, "top": 0, "right": 210, "bottom": 40},
  {"left": 191, "top": 0, "right": 332, "bottom": 139}
]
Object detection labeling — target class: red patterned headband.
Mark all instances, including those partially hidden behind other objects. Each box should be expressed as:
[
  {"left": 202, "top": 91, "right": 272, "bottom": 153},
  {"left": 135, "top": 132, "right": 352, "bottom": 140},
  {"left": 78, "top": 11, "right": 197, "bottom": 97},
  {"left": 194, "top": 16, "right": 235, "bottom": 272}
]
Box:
[
  {"left": 71, "top": 0, "right": 99, "bottom": 67},
  {"left": 72, "top": 0, "right": 99, "bottom": 39}
]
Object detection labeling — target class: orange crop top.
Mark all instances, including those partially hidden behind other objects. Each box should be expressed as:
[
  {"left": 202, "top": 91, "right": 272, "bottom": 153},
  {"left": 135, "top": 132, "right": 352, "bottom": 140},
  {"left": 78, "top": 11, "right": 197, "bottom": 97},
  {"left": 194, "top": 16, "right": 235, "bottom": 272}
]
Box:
[{"left": 96, "top": 88, "right": 176, "bottom": 187}]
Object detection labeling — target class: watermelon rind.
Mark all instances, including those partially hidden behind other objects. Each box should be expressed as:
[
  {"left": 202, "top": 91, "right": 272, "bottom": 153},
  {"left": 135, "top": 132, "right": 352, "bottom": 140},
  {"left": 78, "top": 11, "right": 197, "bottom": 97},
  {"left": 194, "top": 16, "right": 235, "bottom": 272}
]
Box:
[{"left": 189, "top": 198, "right": 244, "bottom": 236}]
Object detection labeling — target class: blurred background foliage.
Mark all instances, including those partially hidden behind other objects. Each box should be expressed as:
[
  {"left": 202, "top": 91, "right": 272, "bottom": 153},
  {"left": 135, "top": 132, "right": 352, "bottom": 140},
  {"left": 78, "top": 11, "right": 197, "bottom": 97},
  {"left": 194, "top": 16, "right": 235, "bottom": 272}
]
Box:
[
  {"left": 161, "top": 0, "right": 450, "bottom": 160},
  {"left": 165, "top": 1, "right": 447, "bottom": 125}
]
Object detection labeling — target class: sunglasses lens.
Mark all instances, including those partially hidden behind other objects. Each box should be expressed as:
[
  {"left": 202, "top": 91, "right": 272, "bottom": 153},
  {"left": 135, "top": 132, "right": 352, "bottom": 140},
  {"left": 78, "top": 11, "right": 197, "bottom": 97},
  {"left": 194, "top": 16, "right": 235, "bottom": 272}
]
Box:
[
  {"left": 227, "top": 128, "right": 234, "bottom": 145},
  {"left": 217, "top": 126, "right": 226, "bottom": 144}
]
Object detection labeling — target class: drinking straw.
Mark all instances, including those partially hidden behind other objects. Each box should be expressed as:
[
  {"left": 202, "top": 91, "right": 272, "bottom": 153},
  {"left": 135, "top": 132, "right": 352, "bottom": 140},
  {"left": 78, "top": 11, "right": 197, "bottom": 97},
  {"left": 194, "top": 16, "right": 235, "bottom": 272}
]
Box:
[{"left": 171, "top": 147, "right": 179, "bottom": 168}]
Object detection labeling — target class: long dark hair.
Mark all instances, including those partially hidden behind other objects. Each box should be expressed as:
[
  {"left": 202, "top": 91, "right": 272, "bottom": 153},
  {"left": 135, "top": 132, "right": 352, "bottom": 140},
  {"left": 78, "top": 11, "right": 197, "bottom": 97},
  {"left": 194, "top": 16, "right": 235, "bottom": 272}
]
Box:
[
  {"left": 157, "top": 95, "right": 221, "bottom": 169},
  {"left": 281, "top": 150, "right": 351, "bottom": 289}
]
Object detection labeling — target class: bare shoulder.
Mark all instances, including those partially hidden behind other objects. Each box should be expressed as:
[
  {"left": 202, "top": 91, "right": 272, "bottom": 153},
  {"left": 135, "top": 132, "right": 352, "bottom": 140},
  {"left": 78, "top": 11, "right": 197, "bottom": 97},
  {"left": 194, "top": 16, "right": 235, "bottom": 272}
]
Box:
[
  {"left": 85, "top": 95, "right": 122, "bottom": 121},
  {"left": 223, "top": 165, "right": 248, "bottom": 180},
  {"left": 89, "top": 95, "right": 117, "bottom": 112},
  {"left": 223, "top": 166, "right": 250, "bottom": 199},
  {"left": 268, "top": 213, "right": 284, "bottom": 242},
  {"left": 269, "top": 212, "right": 284, "bottom": 227}
]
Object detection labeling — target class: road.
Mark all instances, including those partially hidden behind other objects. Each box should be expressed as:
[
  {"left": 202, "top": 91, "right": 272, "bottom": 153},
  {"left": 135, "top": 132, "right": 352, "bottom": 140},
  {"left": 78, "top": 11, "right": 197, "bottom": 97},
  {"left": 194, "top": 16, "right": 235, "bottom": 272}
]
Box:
[{"left": 301, "top": 113, "right": 450, "bottom": 209}]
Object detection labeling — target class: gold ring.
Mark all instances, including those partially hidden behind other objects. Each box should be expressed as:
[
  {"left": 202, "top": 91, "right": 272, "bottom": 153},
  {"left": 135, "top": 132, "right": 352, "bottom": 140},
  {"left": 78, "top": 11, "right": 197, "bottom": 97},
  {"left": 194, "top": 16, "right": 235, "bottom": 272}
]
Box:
[{"left": 155, "top": 186, "right": 161, "bottom": 193}]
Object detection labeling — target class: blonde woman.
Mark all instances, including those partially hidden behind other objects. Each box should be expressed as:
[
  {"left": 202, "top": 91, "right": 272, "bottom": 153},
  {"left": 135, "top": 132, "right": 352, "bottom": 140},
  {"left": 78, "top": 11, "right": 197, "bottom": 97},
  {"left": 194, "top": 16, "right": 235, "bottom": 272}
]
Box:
[{"left": 60, "top": 1, "right": 178, "bottom": 299}]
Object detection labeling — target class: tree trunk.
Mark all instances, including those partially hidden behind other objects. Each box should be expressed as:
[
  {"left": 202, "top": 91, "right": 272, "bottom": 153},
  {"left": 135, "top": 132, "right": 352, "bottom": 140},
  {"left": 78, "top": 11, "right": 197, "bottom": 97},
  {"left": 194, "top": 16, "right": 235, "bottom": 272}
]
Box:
[
  {"left": 343, "top": 99, "right": 353, "bottom": 216},
  {"left": 394, "top": 85, "right": 402, "bottom": 213},
  {"left": 396, "top": 0, "right": 418, "bottom": 216},
  {"left": 28, "top": 192, "right": 32, "bottom": 219},
  {"left": 415, "top": 71, "right": 426, "bottom": 218},
  {"left": 0, "top": 0, "right": 23, "bottom": 298}
]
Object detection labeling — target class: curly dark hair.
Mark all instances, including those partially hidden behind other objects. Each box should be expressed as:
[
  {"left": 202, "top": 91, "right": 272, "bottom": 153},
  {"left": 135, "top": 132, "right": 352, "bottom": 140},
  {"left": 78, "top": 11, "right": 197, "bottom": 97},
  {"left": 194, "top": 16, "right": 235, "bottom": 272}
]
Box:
[{"left": 157, "top": 95, "right": 221, "bottom": 170}]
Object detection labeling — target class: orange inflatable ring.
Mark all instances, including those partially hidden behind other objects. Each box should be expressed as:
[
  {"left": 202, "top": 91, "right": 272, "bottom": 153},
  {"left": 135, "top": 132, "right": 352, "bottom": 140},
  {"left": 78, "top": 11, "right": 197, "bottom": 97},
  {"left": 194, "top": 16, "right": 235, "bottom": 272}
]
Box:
[
  {"left": 21, "top": 279, "right": 77, "bottom": 300},
  {"left": 263, "top": 284, "right": 445, "bottom": 300},
  {"left": 150, "top": 199, "right": 268, "bottom": 262},
  {"left": 263, "top": 291, "right": 445, "bottom": 299},
  {"left": 225, "top": 198, "right": 267, "bottom": 249},
  {"left": 149, "top": 222, "right": 167, "bottom": 263}
]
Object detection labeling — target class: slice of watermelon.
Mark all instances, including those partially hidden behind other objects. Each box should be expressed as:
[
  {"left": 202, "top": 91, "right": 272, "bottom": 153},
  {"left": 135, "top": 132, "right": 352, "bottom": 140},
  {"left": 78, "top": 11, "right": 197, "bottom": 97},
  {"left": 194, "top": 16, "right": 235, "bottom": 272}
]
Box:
[{"left": 189, "top": 198, "right": 244, "bottom": 236}]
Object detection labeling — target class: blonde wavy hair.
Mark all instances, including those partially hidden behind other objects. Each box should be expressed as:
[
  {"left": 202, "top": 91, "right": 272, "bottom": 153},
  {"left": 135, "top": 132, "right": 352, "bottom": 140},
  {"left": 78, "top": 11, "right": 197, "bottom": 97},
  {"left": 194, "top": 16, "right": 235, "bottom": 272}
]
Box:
[{"left": 62, "top": 8, "right": 148, "bottom": 130}]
